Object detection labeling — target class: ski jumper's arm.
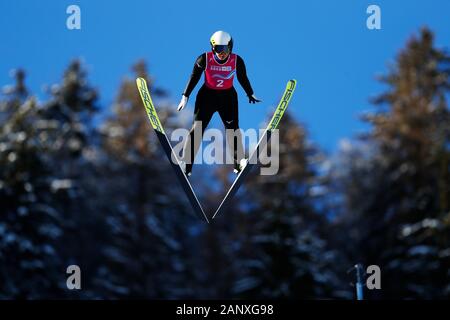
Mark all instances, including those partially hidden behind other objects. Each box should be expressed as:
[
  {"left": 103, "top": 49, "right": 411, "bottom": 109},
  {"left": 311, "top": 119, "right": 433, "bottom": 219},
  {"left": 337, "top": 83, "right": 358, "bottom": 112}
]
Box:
[
  {"left": 182, "top": 54, "right": 206, "bottom": 97},
  {"left": 236, "top": 55, "right": 254, "bottom": 97}
]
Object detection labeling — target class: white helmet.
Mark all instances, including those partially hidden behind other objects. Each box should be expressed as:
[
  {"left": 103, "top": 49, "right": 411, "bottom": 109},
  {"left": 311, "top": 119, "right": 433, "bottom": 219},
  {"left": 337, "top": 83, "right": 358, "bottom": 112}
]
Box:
[{"left": 210, "top": 30, "right": 233, "bottom": 54}]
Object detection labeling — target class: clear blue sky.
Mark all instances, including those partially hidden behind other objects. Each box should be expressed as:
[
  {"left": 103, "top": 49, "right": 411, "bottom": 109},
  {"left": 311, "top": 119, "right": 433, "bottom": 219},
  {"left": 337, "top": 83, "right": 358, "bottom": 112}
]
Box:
[{"left": 1, "top": 0, "right": 449, "bottom": 152}]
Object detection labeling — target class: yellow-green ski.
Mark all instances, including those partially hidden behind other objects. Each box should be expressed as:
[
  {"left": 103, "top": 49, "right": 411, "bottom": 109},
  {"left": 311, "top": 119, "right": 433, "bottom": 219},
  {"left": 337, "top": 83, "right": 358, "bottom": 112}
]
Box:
[
  {"left": 136, "top": 77, "right": 165, "bottom": 134},
  {"left": 267, "top": 79, "right": 297, "bottom": 130},
  {"left": 212, "top": 79, "right": 298, "bottom": 220},
  {"left": 136, "top": 77, "right": 209, "bottom": 223}
]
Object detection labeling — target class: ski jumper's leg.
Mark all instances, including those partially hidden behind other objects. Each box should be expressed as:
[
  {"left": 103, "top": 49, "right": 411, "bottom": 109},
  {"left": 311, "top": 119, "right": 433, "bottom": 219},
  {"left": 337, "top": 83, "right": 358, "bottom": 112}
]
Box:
[
  {"left": 218, "top": 87, "right": 244, "bottom": 168},
  {"left": 182, "top": 86, "right": 215, "bottom": 173}
]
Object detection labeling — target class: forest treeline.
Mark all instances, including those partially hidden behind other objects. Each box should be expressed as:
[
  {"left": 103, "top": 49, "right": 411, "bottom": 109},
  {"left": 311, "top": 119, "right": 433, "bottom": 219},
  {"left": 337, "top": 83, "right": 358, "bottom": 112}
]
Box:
[{"left": 0, "top": 28, "right": 449, "bottom": 299}]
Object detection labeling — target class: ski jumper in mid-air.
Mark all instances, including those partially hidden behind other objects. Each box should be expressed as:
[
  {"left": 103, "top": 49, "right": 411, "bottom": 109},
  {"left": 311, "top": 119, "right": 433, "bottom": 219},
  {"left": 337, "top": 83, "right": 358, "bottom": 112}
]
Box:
[{"left": 177, "top": 30, "right": 261, "bottom": 177}]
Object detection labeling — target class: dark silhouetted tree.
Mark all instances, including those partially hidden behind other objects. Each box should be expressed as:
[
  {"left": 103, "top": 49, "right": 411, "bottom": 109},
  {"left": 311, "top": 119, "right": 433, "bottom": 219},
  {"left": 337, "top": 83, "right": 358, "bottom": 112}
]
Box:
[{"left": 332, "top": 28, "right": 450, "bottom": 298}]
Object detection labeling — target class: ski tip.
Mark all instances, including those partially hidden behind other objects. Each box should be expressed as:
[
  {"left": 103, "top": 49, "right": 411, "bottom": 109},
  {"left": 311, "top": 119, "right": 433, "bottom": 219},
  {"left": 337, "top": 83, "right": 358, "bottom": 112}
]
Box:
[
  {"left": 136, "top": 77, "right": 147, "bottom": 86},
  {"left": 287, "top": 79, "right": 297, "bottom": 91}
]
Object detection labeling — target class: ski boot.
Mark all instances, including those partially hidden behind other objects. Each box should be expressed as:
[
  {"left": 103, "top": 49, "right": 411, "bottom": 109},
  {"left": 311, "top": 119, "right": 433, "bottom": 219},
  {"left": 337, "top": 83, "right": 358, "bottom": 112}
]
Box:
[
  {"left": 179, "top": 160, "right": 192, "bottom": 177},
  {"left": 233, "top": 158, "right": 248, "bottom": 174}
]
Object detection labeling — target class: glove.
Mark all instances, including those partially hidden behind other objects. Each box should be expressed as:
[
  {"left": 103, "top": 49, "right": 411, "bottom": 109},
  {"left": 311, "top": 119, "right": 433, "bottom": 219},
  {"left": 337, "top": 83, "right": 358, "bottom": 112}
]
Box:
[
  {"left": 248, "top": 94, "right": 261, "bottom": 104},
  {"left": 177, "top": 95, "right": 189, "bottom": 111}
]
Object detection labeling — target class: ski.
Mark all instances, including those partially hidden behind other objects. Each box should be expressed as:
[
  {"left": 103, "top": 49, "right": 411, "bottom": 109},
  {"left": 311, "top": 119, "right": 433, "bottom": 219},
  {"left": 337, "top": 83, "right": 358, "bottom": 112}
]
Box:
[
  {"left": 212, "top": 79, "right": 297, "bottom": 220},
  {"left": 136, "top": 77, "right": 209, "bottom": 223}
]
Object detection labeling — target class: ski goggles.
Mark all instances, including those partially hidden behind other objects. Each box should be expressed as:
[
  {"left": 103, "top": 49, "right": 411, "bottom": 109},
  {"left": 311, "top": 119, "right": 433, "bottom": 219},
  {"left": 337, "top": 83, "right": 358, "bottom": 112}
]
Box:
[{"left": 213, "top": 45, "right": 230, "bottom": 54}]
